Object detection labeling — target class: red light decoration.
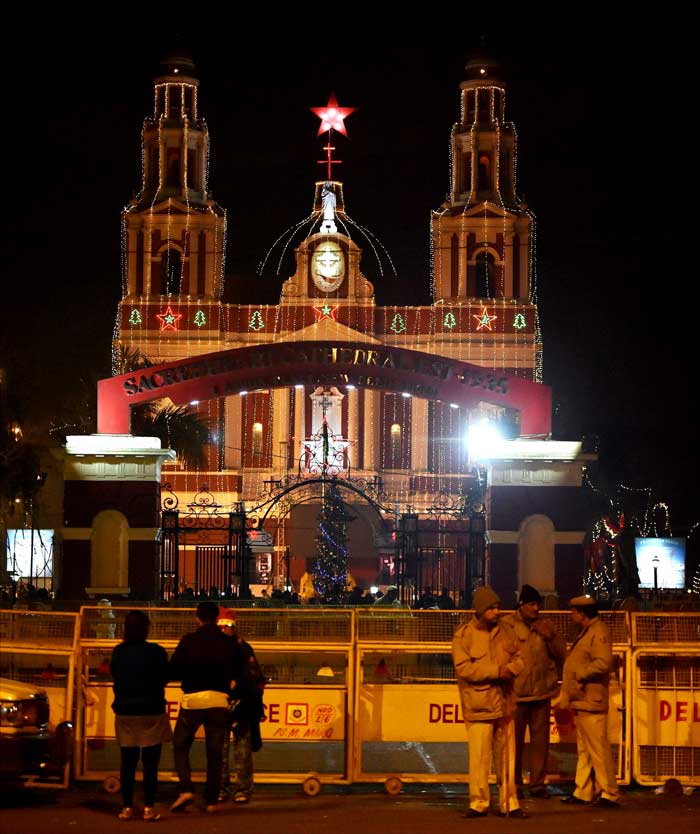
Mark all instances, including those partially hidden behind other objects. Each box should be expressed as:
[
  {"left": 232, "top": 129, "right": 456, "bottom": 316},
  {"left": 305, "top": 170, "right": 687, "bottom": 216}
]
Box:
[
  {"left": 311, "top": 94, "right": 357, "bottom": 179},
  {"left": 310, "top": 94, "right": 356, "bottom": 137},
  {"left": 313, "top": 304, "right": 339, "bottom": 321},
  {"left": 473, "top": 306, "right": 497, "bottom": 331},
  {"left": 156, "top": 305, "right": 182, "bottom": 331}
]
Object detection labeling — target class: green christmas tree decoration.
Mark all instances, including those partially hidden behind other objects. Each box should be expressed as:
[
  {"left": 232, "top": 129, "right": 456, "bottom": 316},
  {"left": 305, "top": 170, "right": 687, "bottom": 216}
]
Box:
[
  {"left": 129, "top": 308, "right": 142, "bottom": 325},
  {"left": 194, "top": 309, "right": 206, "bottom": 328},
  {"left": 513, "top": 312, "right": 527, "bottom": 330},
  {"left": 390, "top": 313, "right": 406, "bottom": 334},
  {"left": 314, "top": 480, "right": 351, "bottom": 603},
  {"left": 443, "top": 312, "right": 457, "bottom": 329},
  {"left": 249, "top": 309, "right": 265, "bottom": 331}
]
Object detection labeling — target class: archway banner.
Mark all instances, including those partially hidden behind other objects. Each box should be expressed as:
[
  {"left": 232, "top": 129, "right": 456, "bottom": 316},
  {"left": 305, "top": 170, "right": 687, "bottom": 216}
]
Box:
[{"left": 98, "top": 341, "right": 551, "bottom": 436}]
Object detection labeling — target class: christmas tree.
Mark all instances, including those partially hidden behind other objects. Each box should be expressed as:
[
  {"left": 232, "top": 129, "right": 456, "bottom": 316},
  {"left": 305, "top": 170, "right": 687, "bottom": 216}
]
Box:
[{"left": 314, "top": 480, "right": 351, "bottom": 603}]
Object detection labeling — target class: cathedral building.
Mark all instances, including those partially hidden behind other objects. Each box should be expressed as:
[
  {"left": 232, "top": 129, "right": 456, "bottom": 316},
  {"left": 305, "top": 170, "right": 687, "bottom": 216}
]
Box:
[{"left": 107, "top": 50, "right": 590, "bottom": 604}]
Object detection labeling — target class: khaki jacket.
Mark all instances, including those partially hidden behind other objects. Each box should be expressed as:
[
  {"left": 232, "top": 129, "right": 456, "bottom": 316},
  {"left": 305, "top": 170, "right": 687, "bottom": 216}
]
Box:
[
  {"left": 501, "top": 611, "right": 566, "bottom": 703},
  {"left": 452, "top": 616, "right": 524, "bottom": 722},
  {"left": 562, "top": 616, "right": 613, "bottom": 713}
]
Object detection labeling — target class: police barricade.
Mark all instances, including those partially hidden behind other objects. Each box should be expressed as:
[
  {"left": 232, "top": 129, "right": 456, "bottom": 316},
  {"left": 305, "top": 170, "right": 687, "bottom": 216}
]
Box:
[
  {"left": 631, "top": 612, "right": 700, "bottom": 786},
  {"left": 0, "top": 609, "right": 79, "bottom": 787},
  {"left": 352, "top": 609, "right": 631, "bottom": 793},
  {"left": 76, "top": 606, "right": 354, "bottom": 795}
]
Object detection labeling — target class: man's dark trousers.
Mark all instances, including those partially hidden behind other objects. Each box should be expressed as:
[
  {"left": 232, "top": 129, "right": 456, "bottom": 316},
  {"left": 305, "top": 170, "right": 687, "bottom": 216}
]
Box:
[
  {"left": 514, "top": 699, "right": 551, "bottom": 792},
  {"left": 173, "top": 706, "right": 231, "bottom": 804}
]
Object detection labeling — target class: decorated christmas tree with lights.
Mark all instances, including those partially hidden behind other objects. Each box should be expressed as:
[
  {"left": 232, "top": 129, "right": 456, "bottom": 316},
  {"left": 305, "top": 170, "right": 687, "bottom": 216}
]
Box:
[{"left": 314, "top": 481, "right": 351, "bottom": 603}]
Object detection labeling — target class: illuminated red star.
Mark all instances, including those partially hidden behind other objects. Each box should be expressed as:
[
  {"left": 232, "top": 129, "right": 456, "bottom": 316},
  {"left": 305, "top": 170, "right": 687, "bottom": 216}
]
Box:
[
  {"left": 313, "top": 304, "right": 339, "bottom": 321},
  {"left": 156, "top": 304, "right": 182, "bottom": 331},
  {"left": 311, "top": 94, "right": 356, "bottom": 136},
  {"left": 473, "top": 306, "right": 497, "bottom": 331}
]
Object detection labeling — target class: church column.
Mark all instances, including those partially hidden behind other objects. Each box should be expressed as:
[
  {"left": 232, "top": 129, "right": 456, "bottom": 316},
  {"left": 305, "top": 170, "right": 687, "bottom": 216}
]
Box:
[
  {"left": 411, "top": 398, "right": 429, "bottom": 472},
  {"left": 347, "top": 387, "right": 360, "bottom": 469},
  {"left": 519, "top": 236, "right": 529, "bottom": 299},
  {"left": 363, "top": 390, "right": 380, "bottom": 470},
  {"left": 272, "top": 388, "right": 290, "bottom": 473},
  {"left": 224, "top": 394, "right": 242, "bottom": 469},
  {"left": 504, "top": 231, "right": 514, "bottom": 298},
  {"left": 293, "top": 386, "right": 305, "bottom": 469},
  {"left": 459, "top": 229, "right": 468, "bottom": 298}
]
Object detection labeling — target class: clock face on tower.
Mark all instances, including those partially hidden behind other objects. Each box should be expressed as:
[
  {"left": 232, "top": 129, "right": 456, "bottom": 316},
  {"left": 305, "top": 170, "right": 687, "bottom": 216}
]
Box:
[{"left": 311, "top": 241, "right": 345, "bottom": 292}]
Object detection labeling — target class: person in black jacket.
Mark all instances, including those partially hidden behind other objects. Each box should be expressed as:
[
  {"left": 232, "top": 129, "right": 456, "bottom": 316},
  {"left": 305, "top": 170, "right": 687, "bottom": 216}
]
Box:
[
  {"left": 169, "top": 601, "right": 245, "bottom": 813},
  {"left": 110, "top": 610, "right": 171, "bottom": 822}
]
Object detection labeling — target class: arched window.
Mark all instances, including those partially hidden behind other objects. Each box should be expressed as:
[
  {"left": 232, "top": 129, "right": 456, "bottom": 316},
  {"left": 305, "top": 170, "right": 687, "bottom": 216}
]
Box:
[
  {"left": 161, "top": 248, "right": 182, "bottom": 295},
  {"left": 390, "top": 422, "right": 402, "bottom": 466},
  {"left": 478, "top": 153, "right": 491, "bottom": 191},
  {"left": 475, "top": 251, "right": 494, "bottom": 298},
  {"left": 252, "top": 422, "right": 264, "bottom": 458}
]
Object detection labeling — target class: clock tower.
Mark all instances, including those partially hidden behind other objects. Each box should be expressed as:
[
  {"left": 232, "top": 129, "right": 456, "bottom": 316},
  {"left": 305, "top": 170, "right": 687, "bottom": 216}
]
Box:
[{"left": 280, "top": 181, "right": 374, "bottom": 304}]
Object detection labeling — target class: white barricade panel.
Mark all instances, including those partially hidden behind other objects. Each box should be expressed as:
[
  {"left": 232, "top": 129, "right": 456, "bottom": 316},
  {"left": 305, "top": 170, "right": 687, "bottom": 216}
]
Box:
[
  {"left": 355, "top": 648, "right": 628, "bottom": 784},
  {"left": 633, "top": 650, "right": 700, "bottom": 785},
  {"left": 78, "top": 645, "right": 351, "bottom": 782}
]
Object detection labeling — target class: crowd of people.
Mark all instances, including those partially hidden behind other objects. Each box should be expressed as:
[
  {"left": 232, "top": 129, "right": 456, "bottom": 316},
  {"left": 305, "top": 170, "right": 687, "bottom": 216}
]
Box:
[
  {"left": 452, "top": 585, "right": 619, "bottom": 818},
  {"left": 108, "top": 586, "right": 619, "bottom": 820},
  {"left": 110, "top": 601, "right": 264, "bottom": 821}
]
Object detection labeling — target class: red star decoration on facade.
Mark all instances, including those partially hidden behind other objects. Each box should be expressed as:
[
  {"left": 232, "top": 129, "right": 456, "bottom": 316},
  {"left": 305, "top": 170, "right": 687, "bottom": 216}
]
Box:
[
  {"left": 313, "top": 304, "right": 339, "bottom": 321},
  {"left": 156, "top": 305, "right": 182, "bottom": 331},
  {"left": 310, "top": 94, "right": 356, "bottom": 136},
  {"left": 473, "top": 306, "right": 497, "bottom": 331}
]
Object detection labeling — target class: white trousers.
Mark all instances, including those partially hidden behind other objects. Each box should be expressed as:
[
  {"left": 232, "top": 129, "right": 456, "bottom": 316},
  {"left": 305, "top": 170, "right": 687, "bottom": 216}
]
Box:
[
  {"left": 572, "top": 711, "right": 619, "bottom": 802},
  {"left": 465, "top": 718, "right": 519, "bottom": 813}
]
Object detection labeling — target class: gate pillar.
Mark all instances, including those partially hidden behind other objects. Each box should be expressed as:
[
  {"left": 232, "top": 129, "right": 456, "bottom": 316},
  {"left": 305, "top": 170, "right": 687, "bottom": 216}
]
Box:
[{"left": 60, "top": 435, "right": 175, "bottom": 600}]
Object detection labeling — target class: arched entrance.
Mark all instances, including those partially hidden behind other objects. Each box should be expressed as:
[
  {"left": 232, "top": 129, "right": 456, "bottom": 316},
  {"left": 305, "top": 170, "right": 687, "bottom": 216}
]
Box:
[{"left": 157, "top": 474, "right": 484, "bottom": 606}]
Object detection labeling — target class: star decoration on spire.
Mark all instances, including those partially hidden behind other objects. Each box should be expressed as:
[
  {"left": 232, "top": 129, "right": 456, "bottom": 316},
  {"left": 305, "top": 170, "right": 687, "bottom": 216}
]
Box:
[
  {"left": 473, "top": 306, "right": 497, "bottom": 331},
  {"left": 313, "top": 304, "right": 339, "bottom": 321},
  {"left": 156, "top": 304, "right": 182, "bottom": 331},
  {"left": 311, "top": 94, "right": 356, "bottom": 136}
]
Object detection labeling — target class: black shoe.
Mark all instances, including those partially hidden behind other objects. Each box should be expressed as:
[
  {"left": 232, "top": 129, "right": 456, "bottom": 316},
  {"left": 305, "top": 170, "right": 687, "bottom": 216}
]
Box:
[
  {"left": 498, "top": 808, "right": 529, "bottom": 818},
  {"left": 560, "top": 795, "right": 587, "bottom": 805},
  {"left": 593, "top": 797, "right": 619, "bottom": 809},
  {"left": 529, "top": 788, "right": 550, "bottom": 799},
  {"left": 463, "top": 808, "right": 488, "bottom": 818}
]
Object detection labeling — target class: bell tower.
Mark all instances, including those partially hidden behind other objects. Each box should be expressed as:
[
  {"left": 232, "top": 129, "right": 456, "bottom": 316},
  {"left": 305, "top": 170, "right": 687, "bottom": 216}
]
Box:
[
  {"left": 431, "top": 50, "right": 540, "bottom": 380},
  {"left": 119, "top": 50, "right": 226, "bottom": 349}
]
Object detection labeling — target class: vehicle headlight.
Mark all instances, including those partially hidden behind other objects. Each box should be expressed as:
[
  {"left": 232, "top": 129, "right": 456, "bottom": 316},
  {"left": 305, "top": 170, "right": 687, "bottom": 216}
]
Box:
[{"left": 0, "top": 697, "right": 50, "bottom": 728}]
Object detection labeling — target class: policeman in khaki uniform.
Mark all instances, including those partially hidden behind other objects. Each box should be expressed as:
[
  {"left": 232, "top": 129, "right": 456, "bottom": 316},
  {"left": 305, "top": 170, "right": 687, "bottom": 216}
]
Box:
[
  {"left": 452, "top": 587, "right": 527, "bottom": 819},
  {"left": 502, "top": 585, "right": 566, "bottom": 798},
  {"left": 558, "top": 594, "right": 620, "bottom": 809}
]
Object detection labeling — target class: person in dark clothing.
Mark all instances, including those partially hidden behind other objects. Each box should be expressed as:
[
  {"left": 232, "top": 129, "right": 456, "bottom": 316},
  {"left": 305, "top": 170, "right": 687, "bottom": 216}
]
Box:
[
  {"left": 169, "top": 601, "right": 245, "bottom": 813},
  {"left": 217, "top": 608, "right": 265, "bottom": 803},
  {"left": 110, "top": 610, "right": 172, "bottom": 822}
]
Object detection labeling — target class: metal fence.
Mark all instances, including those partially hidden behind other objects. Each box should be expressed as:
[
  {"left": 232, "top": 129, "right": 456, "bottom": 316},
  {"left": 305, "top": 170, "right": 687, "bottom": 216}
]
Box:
[{"left": 2, "top": 607, "right": 699, "bottom": 791}]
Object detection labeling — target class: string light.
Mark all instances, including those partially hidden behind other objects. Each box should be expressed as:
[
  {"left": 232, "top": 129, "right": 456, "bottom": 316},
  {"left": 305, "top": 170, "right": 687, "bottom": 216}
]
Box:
[
  {"left": 193, "top": 309, "right": 206, "bottom": 328},
  {"left": 129, "top": 308, "right": 142, "bottom": 326}
]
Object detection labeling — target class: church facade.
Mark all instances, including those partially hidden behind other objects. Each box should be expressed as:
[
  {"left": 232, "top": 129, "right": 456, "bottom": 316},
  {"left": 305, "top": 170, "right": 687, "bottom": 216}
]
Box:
[{"left": 104, "top": 50, "right": 591, "bottom": 605}]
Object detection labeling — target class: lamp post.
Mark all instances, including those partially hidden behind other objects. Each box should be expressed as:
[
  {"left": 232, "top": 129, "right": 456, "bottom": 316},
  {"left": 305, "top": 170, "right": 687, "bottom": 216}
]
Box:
[{"left": 652, "top": 553, "right": 660, "bottom": 602}]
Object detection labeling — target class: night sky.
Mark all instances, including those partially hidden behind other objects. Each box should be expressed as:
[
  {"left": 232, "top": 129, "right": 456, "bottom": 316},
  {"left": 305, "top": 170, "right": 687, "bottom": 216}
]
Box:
[{"left": 7, "top": 30, "right": 694, "bottom": 535}]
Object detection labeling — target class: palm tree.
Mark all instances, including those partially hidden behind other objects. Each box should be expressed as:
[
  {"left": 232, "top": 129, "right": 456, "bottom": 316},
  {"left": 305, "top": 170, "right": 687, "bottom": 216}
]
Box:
[
  {"left": 116, "top": 345, "right": 210, "bottom": 467},
  {"left": 50, "top": 345, "right": 210, "bottom": 469}
]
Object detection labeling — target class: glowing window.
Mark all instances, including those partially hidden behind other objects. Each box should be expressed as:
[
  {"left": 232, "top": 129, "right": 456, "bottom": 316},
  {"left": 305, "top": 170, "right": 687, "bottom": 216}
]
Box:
[{"left": 252, "top": 422, "right": 263, "bottom": 457}]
